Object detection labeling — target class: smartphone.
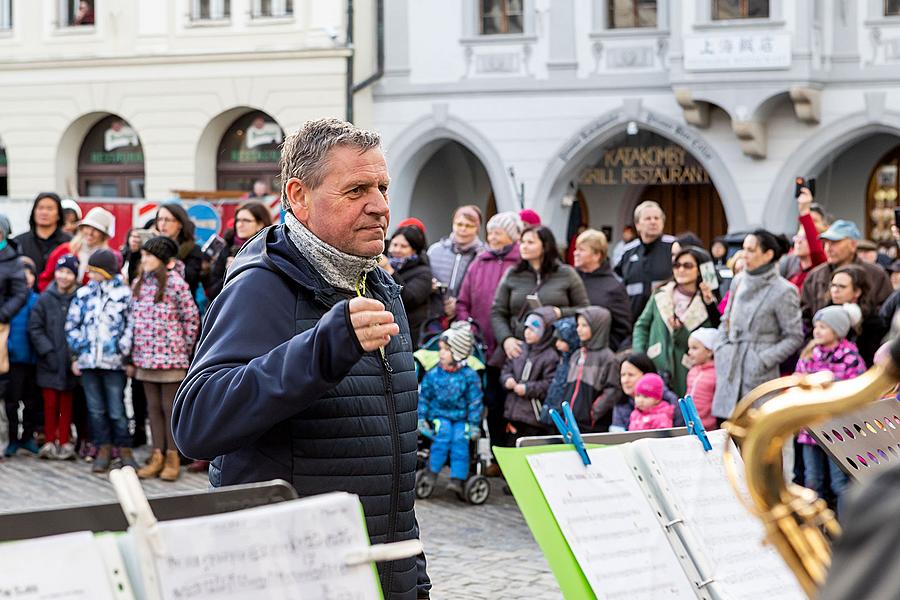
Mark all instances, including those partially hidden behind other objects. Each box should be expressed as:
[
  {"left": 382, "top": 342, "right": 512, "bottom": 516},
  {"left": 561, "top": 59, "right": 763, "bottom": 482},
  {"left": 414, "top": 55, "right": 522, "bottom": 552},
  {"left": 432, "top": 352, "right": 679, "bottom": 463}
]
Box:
[
  {"left": 795, "top": 176, "right": 816, "bottom": 198},
  {"left": 699, "top": 261, "right": 719, "bottom": 291}
]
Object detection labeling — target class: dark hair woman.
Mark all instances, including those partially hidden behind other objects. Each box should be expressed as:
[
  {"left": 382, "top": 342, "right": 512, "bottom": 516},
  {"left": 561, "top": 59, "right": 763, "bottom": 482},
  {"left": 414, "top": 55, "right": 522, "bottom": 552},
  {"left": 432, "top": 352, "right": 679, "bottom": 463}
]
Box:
[
  {"left": 827, "top": 263, "right": 884, "bottom": 365},
  {"left": 378, "top": 225, "right": 433, "bottom": 347},
  {"left": 207, "top": 202, "right": 273, "bottom": 301},
  {"left": 712, "top": 229, "right": 803, "bottom": 421},
  {"left": 491, "top": 226, "right": 589, "bottom": 362},
  {"left": 155, "top": 203, "right": 207, "bottom": 298},
  {"left": 14, "top": 192, "right": 70, "bottom": 283},
  {"left": 610, "top": 352, "right": 682, "bottom": 431},
  {"left": 632, "top": 246, "right": 721, "bottom": 396}
]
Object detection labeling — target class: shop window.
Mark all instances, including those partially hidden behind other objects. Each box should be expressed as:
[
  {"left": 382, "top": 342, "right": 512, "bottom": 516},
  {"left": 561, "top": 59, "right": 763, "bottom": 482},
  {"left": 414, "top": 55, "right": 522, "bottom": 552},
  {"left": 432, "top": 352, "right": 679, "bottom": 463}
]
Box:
[
  {"left": 867, "top": 146, "right": 900, "bottom": 243},
  {"left": 480, "top": 0, "right": 524, "bottom": 35},
  {"left": 59, "top": 0, "right": 94, "bottom": 27},
  {"left": 711, "top": 0, "right": 769, "bottom": 20},
  {"left": 608, "top": 0, "right": 657, "bottom": 28},
  {"left": 0, "top": 0, "right": 11, "bottom": 30},
  {"left": 886, "top": 0, "right": 900, "bottom": 17},
  {"left": 216, "top": 111, "right": 283, "bottom": 193},
  {"left": 252, "top": 0, "right": 292, "bottom": 18},
  {"left": 78, "top": 115, "right": 145, "bottom": 198},
  {"left": 191, "top": 0, "right": 230, "bottom": 21}
]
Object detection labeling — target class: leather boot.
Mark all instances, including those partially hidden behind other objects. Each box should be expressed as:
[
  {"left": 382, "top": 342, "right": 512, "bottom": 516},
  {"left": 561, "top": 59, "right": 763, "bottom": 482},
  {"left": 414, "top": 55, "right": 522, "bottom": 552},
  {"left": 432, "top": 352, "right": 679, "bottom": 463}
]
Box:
[
  {"left": 118, "top": 447, "right": 140, "bottom": 470},
  {"left": 159, "top": 450, "right": 181, "bottom": 481},
  {"left": 137, "top": 449, "right": 165, "bottom": 479},
  {"left": 92, "top": 445, "right": 112, "bottom": 474}
]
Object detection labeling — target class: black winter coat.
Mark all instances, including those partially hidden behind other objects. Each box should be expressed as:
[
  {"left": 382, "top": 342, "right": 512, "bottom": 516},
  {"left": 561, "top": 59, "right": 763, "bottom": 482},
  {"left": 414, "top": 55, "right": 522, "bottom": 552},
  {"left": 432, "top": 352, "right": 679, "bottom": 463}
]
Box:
[
  {"left": 28, "top": 283, "right": 78, "bottom": 390},
  {"left": 178, "top": 241, "right": 207, "bottom": 298},
  {"left": 615, "top": 235, "right": 676, "bottom": 323},
  {"left": 172, "top": 225, "right": 428, "bottom": 600},
  {"left": 0, "top": 242, "right": 28, "bottom": 324},
  {"left": 14, "top": 228, "right": 70, "bottom": 280},
  {"left": 389, "top": 255, "right": 433, "bottom": 347},
  {"left": 578, "top": 260, "right": 633, "bottom": 350}
]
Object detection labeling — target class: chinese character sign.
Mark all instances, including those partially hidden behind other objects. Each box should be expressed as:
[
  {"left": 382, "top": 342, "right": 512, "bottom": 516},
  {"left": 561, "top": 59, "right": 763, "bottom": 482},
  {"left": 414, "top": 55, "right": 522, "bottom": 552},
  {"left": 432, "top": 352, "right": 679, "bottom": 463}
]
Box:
[{"left": 683, "top": 32, "right": 791, "bottom": 71}]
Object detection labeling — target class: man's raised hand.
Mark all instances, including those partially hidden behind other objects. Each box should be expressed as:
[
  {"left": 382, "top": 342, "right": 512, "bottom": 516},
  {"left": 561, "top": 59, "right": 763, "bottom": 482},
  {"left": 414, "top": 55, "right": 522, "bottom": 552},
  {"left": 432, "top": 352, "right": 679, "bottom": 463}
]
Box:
[{"left": 349, "top": 297, "right": 399, "bottom": 352}]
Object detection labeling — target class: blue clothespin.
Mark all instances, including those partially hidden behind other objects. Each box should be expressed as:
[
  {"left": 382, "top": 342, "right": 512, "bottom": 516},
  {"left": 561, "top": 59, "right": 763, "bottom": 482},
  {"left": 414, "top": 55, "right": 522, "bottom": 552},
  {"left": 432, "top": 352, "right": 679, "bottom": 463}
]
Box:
[
  {"left": 679, "top": 395, "right": 712, "bottom": 452},
  {"left": 548, "top": 401, "right": 591, "bottom": 466}
]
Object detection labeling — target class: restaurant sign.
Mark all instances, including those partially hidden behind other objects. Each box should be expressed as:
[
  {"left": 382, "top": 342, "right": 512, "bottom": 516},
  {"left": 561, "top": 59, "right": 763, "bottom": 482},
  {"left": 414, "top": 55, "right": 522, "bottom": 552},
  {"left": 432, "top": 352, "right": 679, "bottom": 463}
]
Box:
[{"left": 579, "top": 144, "right": 710, "bottom": 186}]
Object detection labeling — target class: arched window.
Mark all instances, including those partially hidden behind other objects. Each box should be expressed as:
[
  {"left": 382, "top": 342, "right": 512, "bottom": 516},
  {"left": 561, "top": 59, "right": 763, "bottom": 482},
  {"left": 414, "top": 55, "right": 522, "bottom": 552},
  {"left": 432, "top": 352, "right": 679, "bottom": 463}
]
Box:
[
  {"left": 77, "top": 115, "right": 145, "bottom": 197},
  {"left": 216, "top": 110, "right": 284, "bottom": 194}
]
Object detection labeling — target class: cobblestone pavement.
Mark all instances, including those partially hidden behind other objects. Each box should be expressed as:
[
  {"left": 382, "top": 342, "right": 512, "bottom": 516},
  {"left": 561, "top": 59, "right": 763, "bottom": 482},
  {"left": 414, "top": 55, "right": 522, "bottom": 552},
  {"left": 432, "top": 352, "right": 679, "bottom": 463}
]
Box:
[{"left": 0, "top": 450, "right": 561, "bottom": 599}]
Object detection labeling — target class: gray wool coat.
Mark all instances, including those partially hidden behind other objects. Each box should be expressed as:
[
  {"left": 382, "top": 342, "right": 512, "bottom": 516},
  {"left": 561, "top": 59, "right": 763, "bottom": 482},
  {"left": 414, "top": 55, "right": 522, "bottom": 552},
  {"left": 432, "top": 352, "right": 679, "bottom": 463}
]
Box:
[{"left": 712, "top": 265, "right": 804, "bottom": 420}]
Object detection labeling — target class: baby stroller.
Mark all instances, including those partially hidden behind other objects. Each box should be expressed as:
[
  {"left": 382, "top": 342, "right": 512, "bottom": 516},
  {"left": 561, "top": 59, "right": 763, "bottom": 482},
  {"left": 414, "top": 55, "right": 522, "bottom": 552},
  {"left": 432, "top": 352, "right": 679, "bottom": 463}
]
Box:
[{"left": 412, "top": 320, "right": 492, "bottom": 505}]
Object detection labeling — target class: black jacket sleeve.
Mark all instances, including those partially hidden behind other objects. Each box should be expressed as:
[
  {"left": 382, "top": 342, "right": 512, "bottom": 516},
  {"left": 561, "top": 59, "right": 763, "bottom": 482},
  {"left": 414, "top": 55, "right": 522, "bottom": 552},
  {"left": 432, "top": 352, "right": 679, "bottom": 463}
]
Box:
[
  {"left": 27, "top": 296, "right": 54, "bottom": 357},
  {"left": 172, "top": 269, "right": 365, "bottom": 460},
  {"left": 0, "top": 264, "right": 27, "bottom": 324}
]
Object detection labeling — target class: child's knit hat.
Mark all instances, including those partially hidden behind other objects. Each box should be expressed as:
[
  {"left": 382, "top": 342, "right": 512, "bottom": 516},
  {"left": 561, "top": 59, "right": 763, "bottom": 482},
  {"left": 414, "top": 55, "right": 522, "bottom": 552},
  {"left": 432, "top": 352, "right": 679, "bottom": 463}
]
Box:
[
  {"left": 142, "top": 236, "right": 179, "bottom": 264},
  {"left": 635, "top": 373, "right": 664, "bottom": 402},
  {"left": 814, "top": 304, "right": 861, "bottom": 339},
  {"left": 689, "top": 327, "right": 718, "bottom": 352},
  {"left": 442, "top": 327, "right": 474, "bottom": 363},
  {"left": 88, "top": 249, "right": 118, "bottom": 280},
  {"left": 55, "top": 254, "right": 79, "bottom": 277}
]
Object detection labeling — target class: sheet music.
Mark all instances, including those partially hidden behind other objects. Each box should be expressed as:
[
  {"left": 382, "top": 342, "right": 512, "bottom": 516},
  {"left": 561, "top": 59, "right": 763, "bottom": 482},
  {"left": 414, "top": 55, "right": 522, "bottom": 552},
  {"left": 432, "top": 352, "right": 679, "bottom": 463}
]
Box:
[
  {"left": 528, "top": 447, "right": 697, "bottom": 599},
  {"left": 154, "top": 492, "right": 381, "bottom": 600},
  {"left": 0, "top": 531, "right": 118, "bottom": 599},
  {"left": 632, "top": 430, "right": 805, "bottom": 600}
]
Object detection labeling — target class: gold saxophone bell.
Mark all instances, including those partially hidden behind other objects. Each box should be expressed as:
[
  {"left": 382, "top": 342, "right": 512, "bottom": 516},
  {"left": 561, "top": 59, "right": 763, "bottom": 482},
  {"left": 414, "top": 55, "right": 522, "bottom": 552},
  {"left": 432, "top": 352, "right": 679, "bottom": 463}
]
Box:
[{"left": 722, "top": 354, "right": 900, "bottom": 598}]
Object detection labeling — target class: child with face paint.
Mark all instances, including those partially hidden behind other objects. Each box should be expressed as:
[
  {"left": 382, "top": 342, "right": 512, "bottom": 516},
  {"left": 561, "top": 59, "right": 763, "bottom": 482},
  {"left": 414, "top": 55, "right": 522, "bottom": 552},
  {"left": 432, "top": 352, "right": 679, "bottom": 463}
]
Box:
[{"left": 500, "top": 307, "right": 559, "bottom": 444}]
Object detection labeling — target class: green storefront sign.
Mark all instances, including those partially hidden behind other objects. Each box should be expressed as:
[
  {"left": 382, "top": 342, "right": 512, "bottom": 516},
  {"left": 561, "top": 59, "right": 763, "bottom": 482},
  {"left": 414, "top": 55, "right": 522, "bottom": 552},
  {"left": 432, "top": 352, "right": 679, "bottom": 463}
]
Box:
[
  {"left": 229, "top": 149, "right": 280, "bottom": 163},
  {"left": 90, "top": 151, "right": 144, "bottom": 165}
]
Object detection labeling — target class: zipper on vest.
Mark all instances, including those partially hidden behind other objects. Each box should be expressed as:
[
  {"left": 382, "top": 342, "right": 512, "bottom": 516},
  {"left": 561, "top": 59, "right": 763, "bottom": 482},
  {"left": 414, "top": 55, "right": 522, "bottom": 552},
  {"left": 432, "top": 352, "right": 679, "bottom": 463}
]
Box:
[{"left": 381, "top": 351, "right": 399, "bottom": 596}]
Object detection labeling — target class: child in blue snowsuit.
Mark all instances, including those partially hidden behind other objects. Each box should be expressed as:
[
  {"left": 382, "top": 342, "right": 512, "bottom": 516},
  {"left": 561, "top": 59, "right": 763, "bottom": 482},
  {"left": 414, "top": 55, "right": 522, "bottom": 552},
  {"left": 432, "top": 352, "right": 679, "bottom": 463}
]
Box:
[{"left": 418, "top": 326, "right": 483, "bottom": 496}]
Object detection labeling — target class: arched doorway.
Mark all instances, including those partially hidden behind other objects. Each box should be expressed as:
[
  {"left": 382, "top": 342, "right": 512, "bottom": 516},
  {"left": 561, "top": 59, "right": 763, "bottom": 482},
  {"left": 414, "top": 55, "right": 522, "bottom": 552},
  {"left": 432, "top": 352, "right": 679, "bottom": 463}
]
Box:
[
  {"left": 867, "top": 144, "right": 900, "bottom": 243},
  {"left": 77, "top": 115, "right": 145, "bottom": 197},
  {"left": 216, "top": 110, "right": 284, "bottom": 194},
  {"left": 408, "top": 140, "right": 495, "bottom": 239},
  {"left": 0, "top": 136, "right": 7, "bottom": 196},
  {"left": 573, "top": 129, "right": 727, "bottom": 246}
]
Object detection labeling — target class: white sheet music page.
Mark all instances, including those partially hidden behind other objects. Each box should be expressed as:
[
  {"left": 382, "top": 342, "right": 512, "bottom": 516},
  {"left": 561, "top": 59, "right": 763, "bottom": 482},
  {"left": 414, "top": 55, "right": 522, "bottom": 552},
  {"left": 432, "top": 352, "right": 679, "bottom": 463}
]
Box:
[
  {"left": 633, "top": 430, "right": 805, "bottom": 599},
  {"left": 528, "top": 447, "right": 697, "bottom": 599},
  {"left": 154, "top": 492, "right": 381, "bottom": 600},
  {"left": 0, "top": 531, "right": 117, "bottom": 599}
]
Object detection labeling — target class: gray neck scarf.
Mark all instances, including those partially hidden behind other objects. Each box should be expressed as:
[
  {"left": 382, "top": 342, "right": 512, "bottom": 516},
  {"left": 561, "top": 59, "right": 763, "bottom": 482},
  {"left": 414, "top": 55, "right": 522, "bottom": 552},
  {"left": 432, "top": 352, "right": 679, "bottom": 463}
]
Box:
[{"left": 284, "top": 211, "right": 378, "bottom": 292}]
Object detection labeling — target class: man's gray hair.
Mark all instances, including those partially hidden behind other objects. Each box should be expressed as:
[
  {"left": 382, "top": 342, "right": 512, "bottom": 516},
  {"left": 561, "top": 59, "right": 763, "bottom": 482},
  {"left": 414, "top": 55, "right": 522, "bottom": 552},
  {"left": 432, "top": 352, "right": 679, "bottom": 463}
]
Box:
[
  {"left": 279, "top": 118, "right": 383, "bottom": 211},
  {"left": 633, "top": 200, "right": 665, "bottom": 223}
]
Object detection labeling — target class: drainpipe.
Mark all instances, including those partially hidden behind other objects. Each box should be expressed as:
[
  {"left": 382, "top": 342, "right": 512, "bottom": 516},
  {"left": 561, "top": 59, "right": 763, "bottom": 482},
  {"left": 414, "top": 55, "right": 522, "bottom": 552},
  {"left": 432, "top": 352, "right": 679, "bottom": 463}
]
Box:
[{"left": 345, "top": 0, "right": 384, "bottom": 123}]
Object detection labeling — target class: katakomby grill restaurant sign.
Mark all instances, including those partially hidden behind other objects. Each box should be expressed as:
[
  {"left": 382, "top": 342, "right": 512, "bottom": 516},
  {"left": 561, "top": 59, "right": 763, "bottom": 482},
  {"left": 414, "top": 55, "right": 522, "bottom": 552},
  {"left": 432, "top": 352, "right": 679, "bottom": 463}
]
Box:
[{"left": 579, "top": 144, "right": 711, "bottom": 186}]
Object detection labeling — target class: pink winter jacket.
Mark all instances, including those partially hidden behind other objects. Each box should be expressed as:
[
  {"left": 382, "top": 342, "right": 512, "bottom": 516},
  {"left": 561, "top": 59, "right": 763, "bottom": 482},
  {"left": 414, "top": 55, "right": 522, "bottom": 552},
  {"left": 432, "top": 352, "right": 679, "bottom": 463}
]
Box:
[
  {"left": 456, "top": 243, "right": 520, "bottom": 357},
  {"left": 686, "top": 360, "right": 717, "bottom": 430},
  {"left": 131, "top": 269, "right": 199, "bottom": 370},
  {"left": 628, "top": 401, "right": 675, "bottom": 431}
]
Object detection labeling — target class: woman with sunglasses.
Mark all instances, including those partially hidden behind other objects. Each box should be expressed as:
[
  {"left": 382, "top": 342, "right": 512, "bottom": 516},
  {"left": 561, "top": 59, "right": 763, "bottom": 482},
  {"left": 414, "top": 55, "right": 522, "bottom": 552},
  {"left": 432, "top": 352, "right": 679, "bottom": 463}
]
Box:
[
  {"left": 632, "top": 246, "right": 720, "bottom": 397},
  {"left": 712, "top": 230, "right": 804, "bottom": 423}
]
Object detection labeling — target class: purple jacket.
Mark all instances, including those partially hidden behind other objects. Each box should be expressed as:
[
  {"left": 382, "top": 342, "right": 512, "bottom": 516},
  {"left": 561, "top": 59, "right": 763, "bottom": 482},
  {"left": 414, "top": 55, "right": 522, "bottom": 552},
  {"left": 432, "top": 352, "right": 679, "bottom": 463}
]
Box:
[
  {"left": 795, "top": 339, "right": 866, "bottom": 444},
  {"left": 456, "top": 244, "right": 520, "bottom": 356}
]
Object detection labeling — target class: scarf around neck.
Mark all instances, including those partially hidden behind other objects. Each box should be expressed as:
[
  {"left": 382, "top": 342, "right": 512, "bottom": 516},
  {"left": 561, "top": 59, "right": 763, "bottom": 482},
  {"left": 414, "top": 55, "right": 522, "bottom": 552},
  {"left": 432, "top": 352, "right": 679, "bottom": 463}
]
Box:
[{"left": 284, "top": 211, "right": 378, "bottom": 292}]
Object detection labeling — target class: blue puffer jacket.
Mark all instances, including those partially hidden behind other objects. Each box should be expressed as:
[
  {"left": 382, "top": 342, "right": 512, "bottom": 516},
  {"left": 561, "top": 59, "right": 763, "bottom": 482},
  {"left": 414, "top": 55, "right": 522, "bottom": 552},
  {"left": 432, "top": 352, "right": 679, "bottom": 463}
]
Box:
[
  {"left": 540, "top": 316, "right": 581, "bottom": 426},
  {"left": 418, "top": 364, "right": 482, "bottom": 426},
  {"left": 172, "top": 224, "right": 428, "bottom": 600},
  {"left": 8, "top": 290, "right": 38, "bottom": 365}
]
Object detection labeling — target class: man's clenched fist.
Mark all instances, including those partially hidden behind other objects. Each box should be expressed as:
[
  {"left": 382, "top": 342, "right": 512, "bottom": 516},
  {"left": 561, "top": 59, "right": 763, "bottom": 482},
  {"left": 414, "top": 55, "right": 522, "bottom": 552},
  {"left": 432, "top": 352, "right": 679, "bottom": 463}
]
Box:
[{"left": 349, "top": 297, "right": 399, "bottom": 352}]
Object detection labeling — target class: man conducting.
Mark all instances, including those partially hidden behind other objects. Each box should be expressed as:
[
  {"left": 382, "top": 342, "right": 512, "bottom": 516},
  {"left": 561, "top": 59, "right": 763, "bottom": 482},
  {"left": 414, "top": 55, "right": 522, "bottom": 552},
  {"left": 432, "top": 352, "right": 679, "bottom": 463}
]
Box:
[{"left": 172, "top": 118, "right": 429, "bottom": 599}]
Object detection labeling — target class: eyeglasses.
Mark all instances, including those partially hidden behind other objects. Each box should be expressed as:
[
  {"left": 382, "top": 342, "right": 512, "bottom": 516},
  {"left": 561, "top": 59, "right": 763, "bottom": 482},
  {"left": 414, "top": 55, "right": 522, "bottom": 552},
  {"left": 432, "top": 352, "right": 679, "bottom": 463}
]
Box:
[{"left": 672, "top": 262, "right": 697, "bottom": 270}]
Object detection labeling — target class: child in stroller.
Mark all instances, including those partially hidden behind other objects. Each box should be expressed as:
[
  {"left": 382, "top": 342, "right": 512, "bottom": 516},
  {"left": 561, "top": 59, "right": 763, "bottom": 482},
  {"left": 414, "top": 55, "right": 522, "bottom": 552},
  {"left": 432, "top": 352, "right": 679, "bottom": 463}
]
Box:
[{"left": 415, "top": 323, "right": 491, "bottom": 504}]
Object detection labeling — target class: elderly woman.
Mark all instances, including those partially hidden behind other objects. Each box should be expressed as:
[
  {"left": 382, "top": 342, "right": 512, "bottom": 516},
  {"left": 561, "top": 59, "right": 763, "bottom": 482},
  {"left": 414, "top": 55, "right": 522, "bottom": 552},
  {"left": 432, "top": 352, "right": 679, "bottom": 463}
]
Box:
[
  {"left": 492, "top": 226, "right": 589, "bottom": 361},
  {"left": 380, "top": 225, "right": 433, "bottom": 347},
  {"left": 573, "top": 228, "right": 632, "bottom": 351},
  {"left": 456, "top": 211, "right": 522, "bottom": 460},
  {"left": 632, "top": 246, "right": 720, "bottom": 397},
  {"left": 427, "top": 205, "right": 485, "bottom": 318},
  {"left": 712, "top": 230, "right": 804, "bottom": 422}
]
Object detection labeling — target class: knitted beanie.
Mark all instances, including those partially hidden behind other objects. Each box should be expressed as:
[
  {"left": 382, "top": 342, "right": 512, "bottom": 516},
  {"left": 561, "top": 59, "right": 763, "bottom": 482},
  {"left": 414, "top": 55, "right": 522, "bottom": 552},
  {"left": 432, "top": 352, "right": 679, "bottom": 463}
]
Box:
[
  {"left": 442, "top": 327, "right": 474, "bottom": 363},
  {"left": 0, "top": 213, "right": 11, "bottom": 240},
  {"left": 55, "top": 254, "right": 79, "bottom": 276},
  {"left": 689, "top": 327, "right": 718, "bottom": 352},
  {"left": 88, "top": 249, "right": 118, "bottom": 280},
  {"left": 396, "top": 217, "right": 426, "bottom": 236},
  {"left": 519, "top": 209, "right": 541, "bottom": 227},
  {"left": 486, "top": 211, "right": 523, "bottom": 243},
  {"left": 814, "top": 305, "right": 854, "bottom": 339},
  {"left": 142, "top": 236, "right": 179, "bottom": 264},
  {"left": 635, "top": 372, "right": 664, "bottom": 402}
]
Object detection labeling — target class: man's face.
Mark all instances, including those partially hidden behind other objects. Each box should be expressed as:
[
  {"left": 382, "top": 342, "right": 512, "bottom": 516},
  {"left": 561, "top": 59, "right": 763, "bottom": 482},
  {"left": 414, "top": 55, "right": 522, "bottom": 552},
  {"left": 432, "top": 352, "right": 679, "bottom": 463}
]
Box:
[
  {"left": 636, "top": 207, "right": 664, "bottom": 242},
  {"left": 287, "top": 146, "right": 390, "bottom": 257},
  {"left": 857, "top": 249, "right": 878, "bottom": 264},
  {"left": 824, "top": 238, "right": 857, "bottom": 266}
]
